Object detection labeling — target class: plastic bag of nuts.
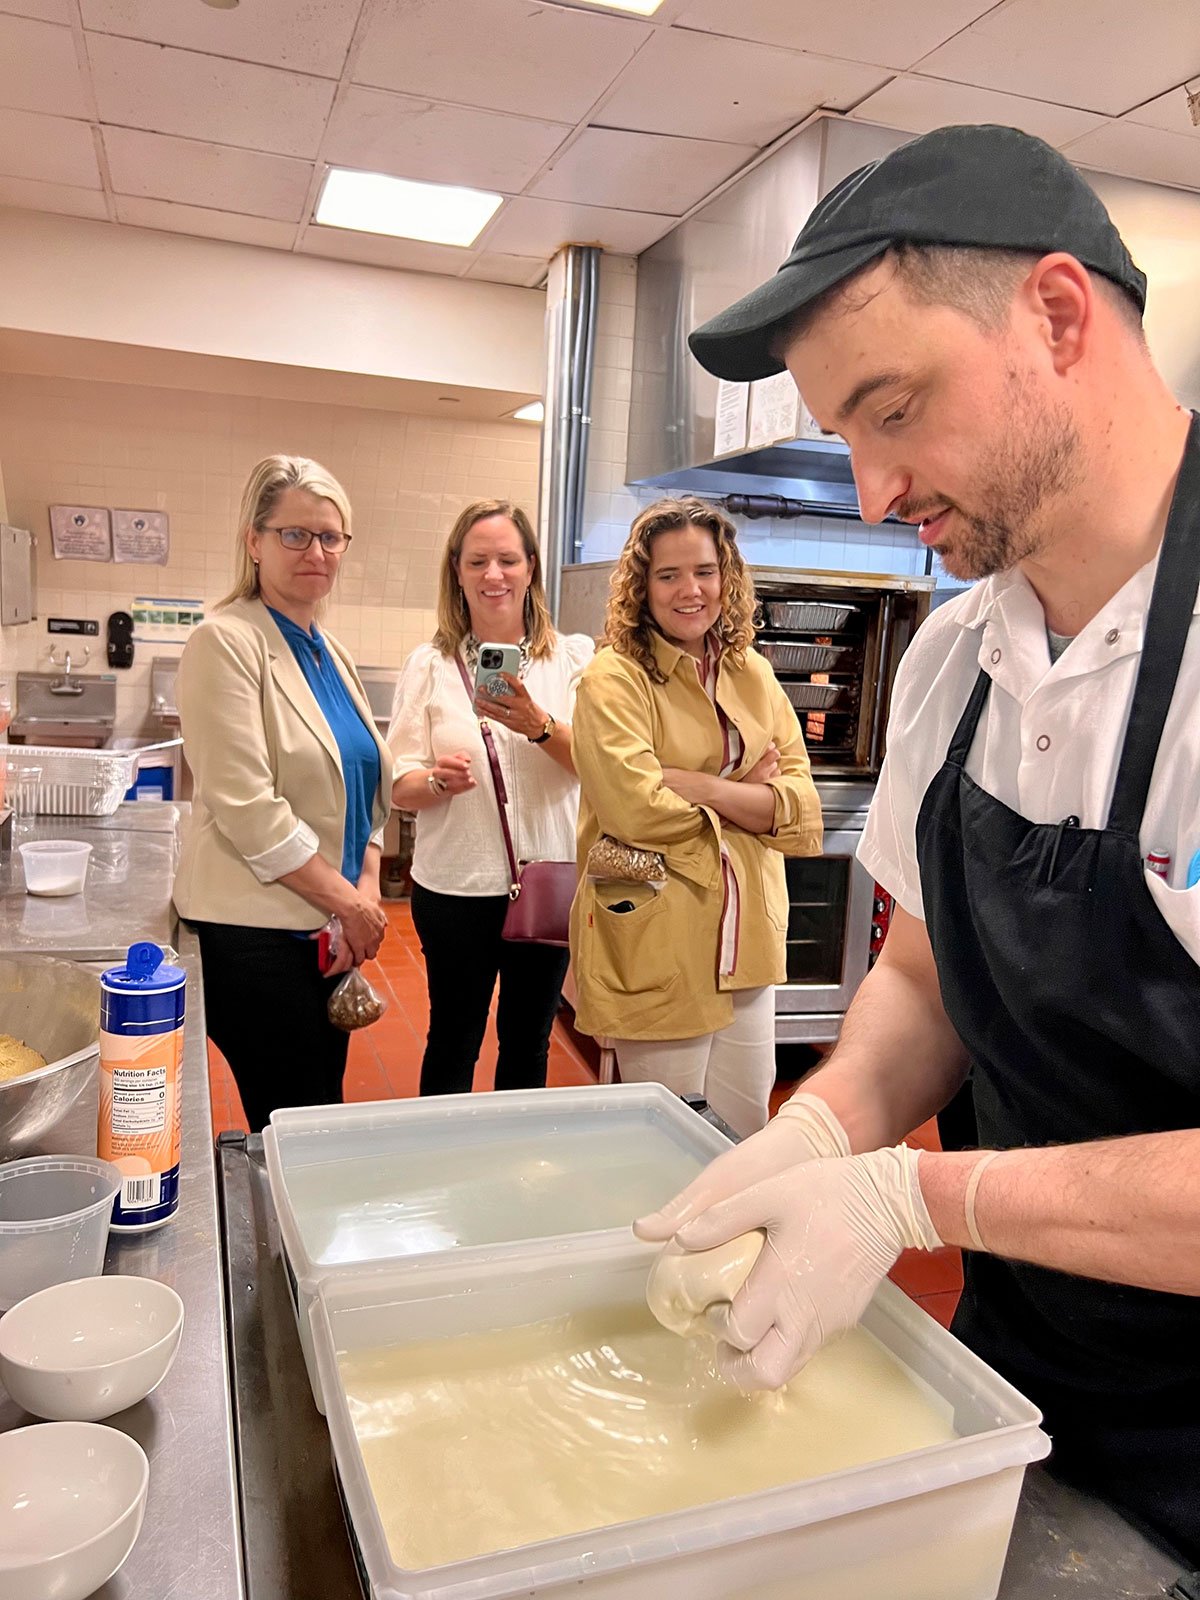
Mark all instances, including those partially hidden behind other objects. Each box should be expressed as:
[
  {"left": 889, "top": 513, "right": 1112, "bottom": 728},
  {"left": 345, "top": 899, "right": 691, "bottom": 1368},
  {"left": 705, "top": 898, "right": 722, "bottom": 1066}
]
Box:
[
  {"left": 585, "top": 834, "right": 667, "bottom": 886},
  {"left": 327, "top": 967, "right": 388, "bottom": 1032}
]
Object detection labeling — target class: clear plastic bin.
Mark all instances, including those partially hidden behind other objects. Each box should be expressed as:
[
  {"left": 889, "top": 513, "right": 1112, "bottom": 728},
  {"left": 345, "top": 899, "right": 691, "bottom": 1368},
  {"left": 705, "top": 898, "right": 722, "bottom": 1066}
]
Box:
[
  {"left": 264, "top": 1083, "right": 732, "bottom": 1411},
  {"left": 311, "top": 1238, "right": 1051, "bottom": 1600},
  {"left": 0, "top": 1156, "right": 121, "bottom": 1311}
]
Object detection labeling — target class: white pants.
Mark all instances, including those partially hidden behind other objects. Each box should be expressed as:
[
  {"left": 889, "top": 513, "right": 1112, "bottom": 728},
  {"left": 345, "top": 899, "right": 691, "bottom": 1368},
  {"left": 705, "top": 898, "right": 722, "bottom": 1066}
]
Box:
[{"left": 612, "top": 986, "right": 776, "bottom": 1139}]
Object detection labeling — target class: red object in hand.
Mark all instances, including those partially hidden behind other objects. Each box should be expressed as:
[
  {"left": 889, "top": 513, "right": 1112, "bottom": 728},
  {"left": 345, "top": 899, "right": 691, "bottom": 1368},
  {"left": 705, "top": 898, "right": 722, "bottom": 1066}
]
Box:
[
  {"left": 317, "top": 924, "right": 336, "bottom": 974},
  {"left": 868, "top": 884, "right": 893, "bottom": 969}
]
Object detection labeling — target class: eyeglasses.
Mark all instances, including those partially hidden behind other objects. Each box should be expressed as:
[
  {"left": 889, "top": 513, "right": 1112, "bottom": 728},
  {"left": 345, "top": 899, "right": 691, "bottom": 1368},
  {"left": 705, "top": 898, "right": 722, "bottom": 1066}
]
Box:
[{"left": 261, "top": 525, "right": 352, "bottom": 554}]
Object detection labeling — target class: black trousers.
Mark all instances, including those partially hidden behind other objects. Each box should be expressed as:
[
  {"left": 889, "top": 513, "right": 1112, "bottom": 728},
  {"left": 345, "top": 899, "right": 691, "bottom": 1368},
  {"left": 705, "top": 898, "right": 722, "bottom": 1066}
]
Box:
[
  {"left": 191, "top": 920, "right": 350, "bottom": 1134},
  {"left": 410, "top": 883, "right": 569, "bottom": 1096}
]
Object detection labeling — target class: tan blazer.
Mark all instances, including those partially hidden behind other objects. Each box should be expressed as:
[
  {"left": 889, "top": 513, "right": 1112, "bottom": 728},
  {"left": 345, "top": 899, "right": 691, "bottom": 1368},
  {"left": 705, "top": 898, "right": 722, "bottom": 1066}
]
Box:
[
  {"left": 570, "top": 632, "right": 823, "bottom": 1040},
  {"left": 172, "top": 597, "right": 393, "bottom": 931}
]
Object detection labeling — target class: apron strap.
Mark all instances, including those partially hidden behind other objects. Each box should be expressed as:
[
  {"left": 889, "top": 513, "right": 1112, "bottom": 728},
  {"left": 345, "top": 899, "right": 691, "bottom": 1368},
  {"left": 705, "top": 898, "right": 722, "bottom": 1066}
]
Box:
[
  {"left": 1107, "top": 412, "right": 1200, "bottom": 837},
  {"left": 945, "top": 667, "right": 993, "bottom": 768}
]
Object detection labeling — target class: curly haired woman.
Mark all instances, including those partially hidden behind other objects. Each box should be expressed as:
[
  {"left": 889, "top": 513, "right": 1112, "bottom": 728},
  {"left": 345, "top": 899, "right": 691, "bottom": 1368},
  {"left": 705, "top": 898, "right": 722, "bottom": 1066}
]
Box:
[{"left": 570, "top": 497, "right": 823, "bottom": 1136}]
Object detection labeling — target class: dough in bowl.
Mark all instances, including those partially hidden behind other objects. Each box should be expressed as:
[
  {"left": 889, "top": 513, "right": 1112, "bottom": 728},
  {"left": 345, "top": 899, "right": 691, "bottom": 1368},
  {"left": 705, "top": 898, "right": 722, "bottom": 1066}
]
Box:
[{"left": 0, "top": 1033, "right": 47, "bottom": 1083}]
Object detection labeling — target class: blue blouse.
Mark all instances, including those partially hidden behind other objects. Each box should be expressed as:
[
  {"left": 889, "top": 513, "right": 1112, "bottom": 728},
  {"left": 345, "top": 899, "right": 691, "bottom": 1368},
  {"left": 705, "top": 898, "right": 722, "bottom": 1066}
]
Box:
[{"left": 267, "top": 607, "right": 380, "bottom": 883}]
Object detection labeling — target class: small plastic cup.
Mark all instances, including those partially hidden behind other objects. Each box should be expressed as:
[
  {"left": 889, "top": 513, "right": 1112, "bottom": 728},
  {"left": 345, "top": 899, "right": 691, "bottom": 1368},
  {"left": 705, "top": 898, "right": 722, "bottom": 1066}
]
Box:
[
  {"left": 18, "top": 840, "right": 92, "bottom": 897},
  {"left": 0, "top": 1156, "right": 121, "bottom": 1312}
]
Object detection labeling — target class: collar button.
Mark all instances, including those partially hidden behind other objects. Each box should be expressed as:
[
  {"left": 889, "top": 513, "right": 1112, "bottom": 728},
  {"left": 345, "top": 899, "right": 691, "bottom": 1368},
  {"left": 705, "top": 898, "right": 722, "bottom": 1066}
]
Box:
[
  {"left": 990, "top": 648, "right": 1002, "bottom": 664},
  {"left": 1036, "top": 734, "right": 1051, "bottom": 752},
  {"left": 1105, "top": 628, "right": 1120, "bottom": 645}
]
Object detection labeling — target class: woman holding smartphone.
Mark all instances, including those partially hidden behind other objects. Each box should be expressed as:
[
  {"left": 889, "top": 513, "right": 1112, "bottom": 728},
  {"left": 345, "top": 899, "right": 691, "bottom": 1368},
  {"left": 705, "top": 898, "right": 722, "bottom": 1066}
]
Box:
[{"left": 388, "top": 499, "right": 594, "bottom": 1096}]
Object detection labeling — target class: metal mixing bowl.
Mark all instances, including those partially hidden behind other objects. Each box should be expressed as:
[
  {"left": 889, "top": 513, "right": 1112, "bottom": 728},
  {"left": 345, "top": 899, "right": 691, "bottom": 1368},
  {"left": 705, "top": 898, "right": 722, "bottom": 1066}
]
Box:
[{"left": 0, "top": 957, "right": 100, "bottom": 1161}]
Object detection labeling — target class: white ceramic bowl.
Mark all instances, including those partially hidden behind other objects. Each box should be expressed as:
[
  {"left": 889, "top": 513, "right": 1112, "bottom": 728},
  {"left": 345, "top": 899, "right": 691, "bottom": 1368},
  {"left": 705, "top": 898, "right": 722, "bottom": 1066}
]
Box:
[
  {"left": 18, "top": 839, "right": 92, "bottom": 897},
  {"left": 0, "top": 1420, "right": 148, "bottom": 1600},
  {"left": 0, "top": 1274, "right": 184, "bottom": 1421}
]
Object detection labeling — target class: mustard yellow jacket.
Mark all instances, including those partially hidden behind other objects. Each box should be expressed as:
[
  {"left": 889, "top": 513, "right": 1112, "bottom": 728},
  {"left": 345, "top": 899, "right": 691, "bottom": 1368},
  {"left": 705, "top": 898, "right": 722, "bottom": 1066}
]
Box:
[{"left": 570, "top": 632, "right": 822, "bottom": 1040}]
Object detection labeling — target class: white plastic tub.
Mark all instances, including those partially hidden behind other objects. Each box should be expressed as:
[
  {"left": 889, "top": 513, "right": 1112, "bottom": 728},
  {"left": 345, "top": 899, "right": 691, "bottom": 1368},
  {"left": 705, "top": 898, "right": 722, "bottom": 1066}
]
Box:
[
  {"left": 19, "top": 841, "right": 92, "bottom": 897},
  {"left": 264, "top": 1084, "right": 732, "bottom": 1410},
  {"left": 311, "top": 1238, "right": 1051, "bottom": 1600}
]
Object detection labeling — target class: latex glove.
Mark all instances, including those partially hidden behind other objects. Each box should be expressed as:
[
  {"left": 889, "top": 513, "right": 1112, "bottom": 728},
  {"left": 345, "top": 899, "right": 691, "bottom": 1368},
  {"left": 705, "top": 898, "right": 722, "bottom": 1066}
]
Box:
[
  {"left": 675, "top": 1145, "right": 942, "bottom": 1391},
  {"left": 633, "top": 1092, "right": 850, "bottom": 1243}
]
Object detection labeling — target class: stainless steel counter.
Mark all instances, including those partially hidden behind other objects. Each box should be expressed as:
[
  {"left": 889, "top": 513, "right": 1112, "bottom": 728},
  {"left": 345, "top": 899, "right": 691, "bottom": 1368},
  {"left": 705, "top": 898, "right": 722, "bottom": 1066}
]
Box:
[
  {"left": 0, "top": 805, "right": 246, "bottom": 1600},
  {"left": 0, "top": 802, "right": 181, "bottom": 961}
]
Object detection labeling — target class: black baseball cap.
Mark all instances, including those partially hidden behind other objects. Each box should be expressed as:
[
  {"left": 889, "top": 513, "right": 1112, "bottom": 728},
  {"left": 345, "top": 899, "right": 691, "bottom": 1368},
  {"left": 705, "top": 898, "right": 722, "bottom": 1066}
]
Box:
[{"left": 688, "top": 123, "right": 1147, "bottom": 383}]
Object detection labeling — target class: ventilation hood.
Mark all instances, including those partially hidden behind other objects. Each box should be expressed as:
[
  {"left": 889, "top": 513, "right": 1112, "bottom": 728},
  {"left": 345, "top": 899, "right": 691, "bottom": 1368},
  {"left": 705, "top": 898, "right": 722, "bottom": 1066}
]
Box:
[{"left": 628, "top": 115, "right": 1200, "bottom": 513}]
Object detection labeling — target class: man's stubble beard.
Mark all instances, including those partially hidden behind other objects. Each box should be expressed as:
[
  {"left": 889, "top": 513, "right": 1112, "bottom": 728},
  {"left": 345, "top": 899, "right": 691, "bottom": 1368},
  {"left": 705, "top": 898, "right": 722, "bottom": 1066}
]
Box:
[{"left": 936, "top": 370, "right": 1083, "bottom": 582}]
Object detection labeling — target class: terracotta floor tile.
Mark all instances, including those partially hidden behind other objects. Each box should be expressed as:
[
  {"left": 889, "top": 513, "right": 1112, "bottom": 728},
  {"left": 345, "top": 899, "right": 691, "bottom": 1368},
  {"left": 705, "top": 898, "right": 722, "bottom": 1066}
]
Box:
[
  {"left": 889, "top": 1246, "right": 965, "bottom": 1298},
  {"left": 915, "top": 1291, "right": 961, "bottom": 1330}
]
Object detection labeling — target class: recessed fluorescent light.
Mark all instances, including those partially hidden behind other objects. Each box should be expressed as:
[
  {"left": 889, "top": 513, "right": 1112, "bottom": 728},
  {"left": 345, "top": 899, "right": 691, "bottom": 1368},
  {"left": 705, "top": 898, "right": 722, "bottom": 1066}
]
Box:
[
  {"left": 568, "top": 0, "right": 664, "bottom": 12},
  {"left": 510, "top": 401, "right": 545, "bottom": 423},
  {"left": 315, "top": 168, "right": 502, "bottom": 248}
]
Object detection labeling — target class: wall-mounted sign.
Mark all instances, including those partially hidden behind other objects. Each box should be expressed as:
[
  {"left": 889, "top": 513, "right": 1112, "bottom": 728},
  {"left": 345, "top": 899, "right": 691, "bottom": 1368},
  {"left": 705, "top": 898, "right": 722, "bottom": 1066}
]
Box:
[
  {"left": 131, "top": 597, "right": 204, "bottom": 645},
  {"left": 50, "top": 505, "right": 112, "bottom": 562},
  {"left": 747, "top": 371, "right": 800, "bottom": 451},
  {"left": 113, "top": 509, "right": 169, "bottom": 565}
]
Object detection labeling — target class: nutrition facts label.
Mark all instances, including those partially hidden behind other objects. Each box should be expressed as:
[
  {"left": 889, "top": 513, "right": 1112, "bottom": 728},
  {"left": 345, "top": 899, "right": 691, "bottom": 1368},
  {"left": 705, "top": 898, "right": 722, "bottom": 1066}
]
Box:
[{"left": 111, "top": 1064, "right": 168, "bottom": 1135}]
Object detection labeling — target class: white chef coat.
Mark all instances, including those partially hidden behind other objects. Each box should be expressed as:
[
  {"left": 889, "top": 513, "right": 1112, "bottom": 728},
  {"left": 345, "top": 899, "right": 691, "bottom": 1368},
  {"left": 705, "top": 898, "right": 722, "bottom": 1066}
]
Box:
[
  {"left": 388, "top": 634, "right": 594, "bottom": 897},
  {"left": 859, "top": 550, "right": 1200, "bottom": 964}
]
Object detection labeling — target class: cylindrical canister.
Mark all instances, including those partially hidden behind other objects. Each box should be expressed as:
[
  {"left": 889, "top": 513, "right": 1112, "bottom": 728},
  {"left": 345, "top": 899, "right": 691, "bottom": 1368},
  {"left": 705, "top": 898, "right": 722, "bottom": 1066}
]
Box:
[
  {"left": 1146, "top": 848, "right": 1171, "bottom": 880},
  {"left": 99, "top": 941, "right": 186, "bottom": 1232}
]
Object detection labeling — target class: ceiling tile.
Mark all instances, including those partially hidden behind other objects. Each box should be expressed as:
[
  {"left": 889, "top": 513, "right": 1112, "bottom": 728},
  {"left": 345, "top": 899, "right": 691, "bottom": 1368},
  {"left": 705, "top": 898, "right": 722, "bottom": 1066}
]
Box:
[
  {"left": 483, "top": 194, "right": 674, "bottom": 256},
  {"left": 354, "top": 0, "right": 651, "bottom": 123},
  {"left": 465, "top": 252, "right": 548, "bottom": 287},
  {"left": 299, "top": 225, "right": 477, "bottom": 276},
  {"left": 1061, "top": 119, "right": 1200, "bottom": 193},
  {"left": 79, "top": 0, "right": 360, "bottom": 79},
  {"left": 531, "top": 125, "right": 753, "bottom": 214},
  {"left": 596, "top": 27, "right": 887, "bottom": 145},
  {"left": 851, "top": 75, "right": 1107, "bottom": 149},
  {"left": 0, "top": 13, "right": 88, "bottom": 116},
  {"left": 0, "top": 179, "right": 107, "bottom": 218},
  {"left": 325, "top": 88, "right": 571, "bottom": 194},
  {"left": 103, "top": 126, "right": 313, "bottom": 221},
  {"left": 0, "top": 107, "right": 101, "bottom": 186},
  {"left": 87, "top": 35, "right": 335, "bottom": 161},
  {"left": 0, "top": 1, "right": 73, "bottom": 20},
  {"left": 675, "top": 0, "right": 995, "bottom": 71},
  {"left": 917, "top": 0, "right": 1200, "bottom": 118},
  {"left": 1125, "top": 86, "right": 1200, "bottom": 140},
  {"left": 115, "top": 195, "right": 299, "bottom": 249}
]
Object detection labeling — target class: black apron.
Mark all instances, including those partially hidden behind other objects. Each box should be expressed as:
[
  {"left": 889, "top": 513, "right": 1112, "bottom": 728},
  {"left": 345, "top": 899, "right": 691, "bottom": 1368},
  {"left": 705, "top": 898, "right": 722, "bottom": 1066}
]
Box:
[{"left": 915, "top": 414, "right": 1200, "bottom": 1560}]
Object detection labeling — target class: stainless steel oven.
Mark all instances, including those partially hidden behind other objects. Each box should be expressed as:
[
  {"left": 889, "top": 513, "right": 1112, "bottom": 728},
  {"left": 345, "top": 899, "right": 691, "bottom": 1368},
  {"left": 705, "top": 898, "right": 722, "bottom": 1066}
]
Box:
[{"left": 777, "top": 779, "right": 875, "bottom": 1043}]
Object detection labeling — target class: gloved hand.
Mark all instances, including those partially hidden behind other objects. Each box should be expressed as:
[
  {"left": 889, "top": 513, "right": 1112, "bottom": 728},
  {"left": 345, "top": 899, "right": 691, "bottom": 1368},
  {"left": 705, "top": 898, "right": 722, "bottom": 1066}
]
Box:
[
  {"left": 672, "top": 1145, "right": 942, "bottom": 1391},
  {"left": 633, "top": 1092, "right": 850, "bottom": 1243}
]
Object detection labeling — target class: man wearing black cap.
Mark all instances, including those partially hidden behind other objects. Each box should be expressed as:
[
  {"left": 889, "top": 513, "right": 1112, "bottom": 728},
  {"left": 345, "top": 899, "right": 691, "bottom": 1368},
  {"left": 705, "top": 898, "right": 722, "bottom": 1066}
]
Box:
[{"left": 636, "top": 124, "right": 1200, "bottom": 1560}]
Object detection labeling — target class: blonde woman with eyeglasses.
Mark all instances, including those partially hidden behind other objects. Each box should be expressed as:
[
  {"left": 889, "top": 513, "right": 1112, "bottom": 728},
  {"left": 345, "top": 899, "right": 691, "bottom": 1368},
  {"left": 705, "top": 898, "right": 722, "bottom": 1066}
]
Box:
[{"left": 174, "top": 455, "right": 393, "bottom": 1131}]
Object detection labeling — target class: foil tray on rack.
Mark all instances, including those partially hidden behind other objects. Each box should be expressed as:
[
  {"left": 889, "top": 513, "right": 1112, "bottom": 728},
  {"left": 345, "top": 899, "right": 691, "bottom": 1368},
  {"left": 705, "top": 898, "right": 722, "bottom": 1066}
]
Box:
[
  {"left": 5, "top": 746, "right": 138, "bottom": 816},
  {"left": 764, "top": 600, "right": 857, "bottom": 632},
  {"left": 759, "top": 642, "right": 846, "bottom": 673},
  {"left": 783, "top": 682, "right": 844, "bottom": 711}
]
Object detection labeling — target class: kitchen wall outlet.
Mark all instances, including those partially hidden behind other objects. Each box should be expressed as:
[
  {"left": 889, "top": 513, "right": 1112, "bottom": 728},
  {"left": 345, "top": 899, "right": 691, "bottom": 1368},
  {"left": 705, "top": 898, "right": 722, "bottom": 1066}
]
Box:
[{"left": 47, "top": 617, "right": 99, "bottom": 635}]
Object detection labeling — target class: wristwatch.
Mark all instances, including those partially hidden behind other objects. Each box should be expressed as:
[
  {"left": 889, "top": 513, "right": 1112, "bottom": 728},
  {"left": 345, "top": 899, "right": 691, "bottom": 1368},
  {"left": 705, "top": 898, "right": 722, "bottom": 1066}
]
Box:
[{"left": 529, "top": 713, "right": 556, "bottom": 745}]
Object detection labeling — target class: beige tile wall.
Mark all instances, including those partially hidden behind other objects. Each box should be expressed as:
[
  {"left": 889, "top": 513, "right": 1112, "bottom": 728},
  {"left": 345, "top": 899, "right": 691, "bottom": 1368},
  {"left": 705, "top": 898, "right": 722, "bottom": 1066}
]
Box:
[{"left": 0, "top": 374, "right": 541, "bottom": 735}]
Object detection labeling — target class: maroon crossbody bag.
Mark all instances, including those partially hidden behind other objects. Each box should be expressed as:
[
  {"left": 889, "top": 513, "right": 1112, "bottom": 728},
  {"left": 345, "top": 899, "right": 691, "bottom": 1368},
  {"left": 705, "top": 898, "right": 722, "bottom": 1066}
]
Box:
[{"left": 454, "top": 656, "right": 576, "bottom": 948}]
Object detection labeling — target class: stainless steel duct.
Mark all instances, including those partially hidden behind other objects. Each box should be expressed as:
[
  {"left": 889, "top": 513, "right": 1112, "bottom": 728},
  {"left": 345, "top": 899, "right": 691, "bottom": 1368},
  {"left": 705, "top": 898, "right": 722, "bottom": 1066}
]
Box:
[{"left": 540, "top": 245, "right": 600, "bottom": 619}]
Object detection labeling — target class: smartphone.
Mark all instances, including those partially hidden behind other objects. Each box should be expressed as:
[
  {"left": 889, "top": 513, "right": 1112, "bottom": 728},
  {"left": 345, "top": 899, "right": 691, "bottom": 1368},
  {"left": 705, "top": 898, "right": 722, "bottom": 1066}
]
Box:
[{"left": 474, "top": 642, "right": 522, "bottom": 700}]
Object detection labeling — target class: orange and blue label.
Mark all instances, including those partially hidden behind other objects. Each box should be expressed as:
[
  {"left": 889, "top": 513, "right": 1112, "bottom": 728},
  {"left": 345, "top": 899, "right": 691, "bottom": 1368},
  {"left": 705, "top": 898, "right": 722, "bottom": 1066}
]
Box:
[{"left": 99, "top": 942, "right": 186, "bottom": 1232}]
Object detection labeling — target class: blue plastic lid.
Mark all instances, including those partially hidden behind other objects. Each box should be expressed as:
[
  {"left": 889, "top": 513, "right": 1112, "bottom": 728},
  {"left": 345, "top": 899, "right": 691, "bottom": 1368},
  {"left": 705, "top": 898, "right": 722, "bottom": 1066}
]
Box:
[{"left": 102, "top": 941, "right": 186, "bottom": 990}]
